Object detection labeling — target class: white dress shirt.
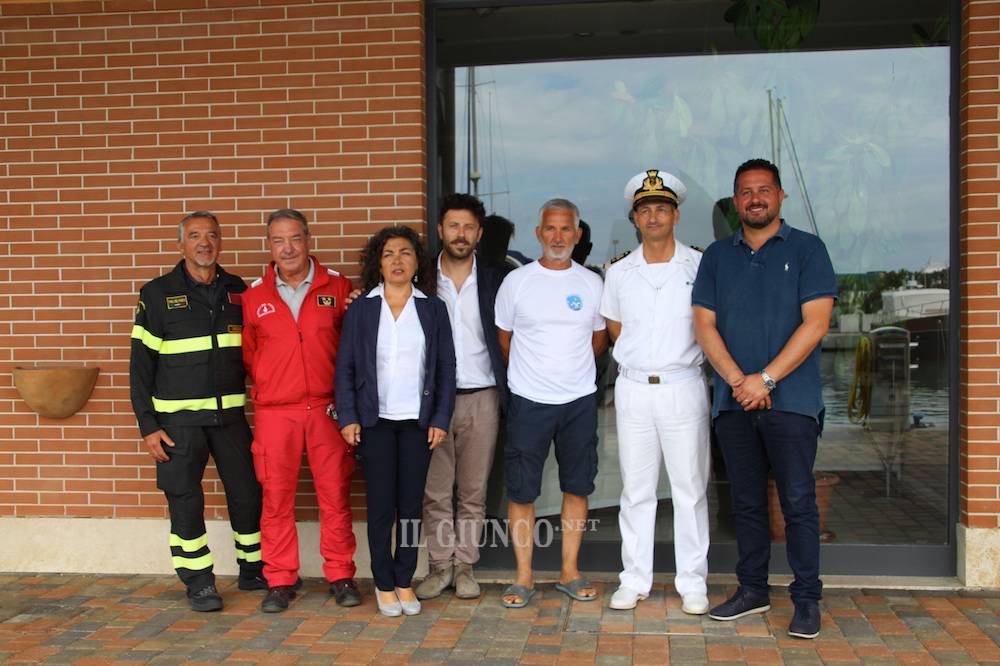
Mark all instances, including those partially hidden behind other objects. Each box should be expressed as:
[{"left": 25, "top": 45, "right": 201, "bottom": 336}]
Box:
[
  {"left": 600, "top": 241, "right": 704, "bottom": 374},
  {"left": 368, "top": 284, "right": 427, "bottom": 420},
  {"left": 436, "top": 255, "right": 495, "bottom": 390}
]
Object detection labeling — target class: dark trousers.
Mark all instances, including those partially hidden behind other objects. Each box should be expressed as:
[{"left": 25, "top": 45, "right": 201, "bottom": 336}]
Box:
[
  {"left": 359, "top": 419, "right": 433, "bottom": 592},
  {"left": 157, "top": 420, "right": 263, "bottom": 590},
  {"left": 714, "top": 409, "right": 822, "bottom": 602}
]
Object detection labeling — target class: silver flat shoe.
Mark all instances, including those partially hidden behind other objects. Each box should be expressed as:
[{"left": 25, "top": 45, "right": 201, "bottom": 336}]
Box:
[{"left": 376, "top": 590, "right": 402, "bottom": 617}]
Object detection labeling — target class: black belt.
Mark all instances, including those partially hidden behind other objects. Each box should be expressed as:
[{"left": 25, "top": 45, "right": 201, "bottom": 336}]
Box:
[{"left": 455, "top": 386, "right": 494, "bottom": 395}]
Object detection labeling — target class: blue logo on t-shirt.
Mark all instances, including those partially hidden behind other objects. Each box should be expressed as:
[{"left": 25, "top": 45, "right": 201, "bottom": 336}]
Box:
[{"left": 566, "top": 294, "right": 583, "bottom": 311}]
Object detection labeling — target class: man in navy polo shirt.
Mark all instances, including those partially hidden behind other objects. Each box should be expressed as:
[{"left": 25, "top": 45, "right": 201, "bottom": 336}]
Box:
[{"left": 692, "top": 158, "right": 836, "bottom": 639}]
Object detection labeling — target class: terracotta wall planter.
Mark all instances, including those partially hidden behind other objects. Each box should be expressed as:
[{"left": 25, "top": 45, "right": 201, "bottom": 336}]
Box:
[
  {"left": 768, "top": 471, "right": 840, "bottom": 542},
  {"left": 13, "top": 365, "right": 100, "bottom": 419}
]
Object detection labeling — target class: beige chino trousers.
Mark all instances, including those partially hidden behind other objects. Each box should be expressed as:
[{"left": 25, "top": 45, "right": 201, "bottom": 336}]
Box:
[{"left": 422, "top": 387, "right": 501, "bottom": 568}]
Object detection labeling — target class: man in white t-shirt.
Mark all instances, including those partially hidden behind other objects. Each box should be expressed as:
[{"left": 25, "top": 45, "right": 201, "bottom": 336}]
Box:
[
  {"left": 601, "top": 169, "right": 711, "bottom": 615},
  {"left": 494, "top": 198, "right": 608, "bottom": 608}
]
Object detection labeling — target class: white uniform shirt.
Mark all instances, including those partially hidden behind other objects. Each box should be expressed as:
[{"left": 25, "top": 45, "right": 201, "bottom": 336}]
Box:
[
  {"left": 600, "top": 241, "right": 704, "bottom": 374},
  {"left": 437, "top": 255, "right": 495, "bottom": 390},
  {"left": 495, "top": 261, "right": 605, "bottom": 405},
  {"left": 369, "top": 284, "right": 427, "bottom": 420}
]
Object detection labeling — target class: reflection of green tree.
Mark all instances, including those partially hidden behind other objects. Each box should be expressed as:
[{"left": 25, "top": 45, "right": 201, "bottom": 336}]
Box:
[
  {"left": 712, "top": 197, "right": 740, "bottom": 240},
  {"left": 724, "top": 0, "right": 820, "bottom": 51}
]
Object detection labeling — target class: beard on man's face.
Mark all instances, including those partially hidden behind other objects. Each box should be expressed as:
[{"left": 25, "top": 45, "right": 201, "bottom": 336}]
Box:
[{"left": 444, "top": 239, "right": 474, "bottom": 259}]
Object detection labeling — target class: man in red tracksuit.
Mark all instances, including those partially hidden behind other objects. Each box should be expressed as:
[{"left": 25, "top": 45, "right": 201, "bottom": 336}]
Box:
[{"left": 242, "top": 208, "right": 360, "bottom": 613}]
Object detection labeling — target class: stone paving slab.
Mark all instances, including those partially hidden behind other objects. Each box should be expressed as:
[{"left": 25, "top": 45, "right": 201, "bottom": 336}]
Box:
[{"left": 1, "top": 574, "right": 1000, "bottom": 663}]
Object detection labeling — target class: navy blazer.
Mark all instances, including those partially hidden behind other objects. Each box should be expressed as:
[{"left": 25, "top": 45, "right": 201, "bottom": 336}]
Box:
[
  {"left": 336, "top": 289, "right": 457, "bottom": 431},
  {"left": 471, "top": 260, "right": 511, "bottom": 413}
]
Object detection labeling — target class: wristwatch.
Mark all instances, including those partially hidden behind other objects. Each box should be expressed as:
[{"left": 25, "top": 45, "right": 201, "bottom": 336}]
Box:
[{"left": 760, "top": 370, "right": 777, "bottom": 392}]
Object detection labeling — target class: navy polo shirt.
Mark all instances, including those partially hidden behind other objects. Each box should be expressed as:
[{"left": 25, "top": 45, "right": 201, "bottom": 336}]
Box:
[{"left": 692, "top": 221, "right": 837, "bottom": 422}]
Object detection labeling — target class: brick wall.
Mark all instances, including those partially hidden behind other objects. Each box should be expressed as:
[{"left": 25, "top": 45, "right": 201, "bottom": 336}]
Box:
[
  {"left": 961, "top": 0, "right": 1000, "bottom": 529},
  {"left": 0, "top": 0, "right": 425, "bottom": 521}
]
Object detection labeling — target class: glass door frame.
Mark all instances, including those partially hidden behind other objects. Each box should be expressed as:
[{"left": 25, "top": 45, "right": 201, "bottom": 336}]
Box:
[{"left": 424, "top": 0, "right": 961, "bottom": 577}]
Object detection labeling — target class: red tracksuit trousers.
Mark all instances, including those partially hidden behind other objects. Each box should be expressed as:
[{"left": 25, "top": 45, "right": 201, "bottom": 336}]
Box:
[{"left": 252, "top": 406, "right": 357, "bottom": 586}]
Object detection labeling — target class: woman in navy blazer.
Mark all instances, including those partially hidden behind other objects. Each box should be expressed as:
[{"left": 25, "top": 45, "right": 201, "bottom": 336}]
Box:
[{"left": 336, "top": 225, "right": 456, "bottom": 617}]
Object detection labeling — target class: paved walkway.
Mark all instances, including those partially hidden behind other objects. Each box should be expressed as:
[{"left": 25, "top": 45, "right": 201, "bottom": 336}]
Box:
[{"left": 2, "top": 574, "right": 1000, "bottom": 664}]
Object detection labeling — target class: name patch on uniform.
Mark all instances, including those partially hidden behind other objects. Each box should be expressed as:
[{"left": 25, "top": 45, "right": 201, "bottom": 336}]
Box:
[
  {"left": 228, "top": 292, "right": 242, "bottom": 305},
  {"left": 228, "top": 324, "right": 242, "bottom": 334},
  {"left": 317, "top": 295, "right": 336, "bottom": 308},
  {"left": 166, "top": 295, "right": 188, "bottom": 310}
]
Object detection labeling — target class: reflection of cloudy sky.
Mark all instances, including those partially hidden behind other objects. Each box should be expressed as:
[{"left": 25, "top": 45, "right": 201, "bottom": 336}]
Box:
[{"left": 454, "top": 47, "right": 949, "bottom": 273}]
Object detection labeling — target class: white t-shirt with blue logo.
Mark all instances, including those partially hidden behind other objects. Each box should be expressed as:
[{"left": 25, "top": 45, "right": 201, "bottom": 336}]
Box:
[{"left": 495, "top": 260, "right": 605, "bottom": 405}]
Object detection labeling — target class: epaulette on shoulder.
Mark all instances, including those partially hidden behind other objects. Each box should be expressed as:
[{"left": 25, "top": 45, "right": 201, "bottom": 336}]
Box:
[
  {"left": 251, "top": 277, "right": 263, "bottom": 287},
  {"left": 327, "top": 268, "right": 341, "bottom": 276},
  {"left": 609, "top": 250, "right": 631, "bottom": 265}
]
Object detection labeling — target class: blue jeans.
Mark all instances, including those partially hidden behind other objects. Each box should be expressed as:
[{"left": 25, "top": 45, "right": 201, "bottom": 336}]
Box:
[{"left": 714, "top": 409, "right": 822, "bottom": 602}]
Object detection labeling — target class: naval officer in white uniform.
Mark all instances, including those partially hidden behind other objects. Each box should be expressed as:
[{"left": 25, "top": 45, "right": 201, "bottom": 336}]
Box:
[{"left": 601, "top": 169, "right": 712, "bottom": 615}]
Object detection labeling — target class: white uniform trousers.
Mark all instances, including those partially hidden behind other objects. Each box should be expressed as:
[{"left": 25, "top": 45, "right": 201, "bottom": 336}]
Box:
[{"left": 615, "top": 373, "right": 711, "bottom": 597}]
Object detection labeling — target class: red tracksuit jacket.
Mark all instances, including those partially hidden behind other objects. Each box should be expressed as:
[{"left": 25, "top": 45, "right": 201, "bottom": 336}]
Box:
[{"left": 242, "top": 257, "right": 352, "bottom": 409}]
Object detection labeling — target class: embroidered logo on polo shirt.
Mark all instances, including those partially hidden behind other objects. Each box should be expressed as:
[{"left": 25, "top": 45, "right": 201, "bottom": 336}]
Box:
[
  {"left": 256, "top": 302, "right": 276, "bottom": 318},
  {"left": 228, "top": 324, "right": 242, "bottom": 334},
  {"left": 317, "top": 295, "right": 336, "bottom": 308},
  {"left": 166, "top": 295, "right": 188, "bottom": 310},
  {"left": 566, "top": 294, "right": 583, "bottom": 311}
]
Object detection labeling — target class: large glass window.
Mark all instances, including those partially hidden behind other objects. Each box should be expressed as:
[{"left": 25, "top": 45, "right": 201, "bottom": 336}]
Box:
[{"left": 434, "top": 0, "right": 952, "bottom": 569}]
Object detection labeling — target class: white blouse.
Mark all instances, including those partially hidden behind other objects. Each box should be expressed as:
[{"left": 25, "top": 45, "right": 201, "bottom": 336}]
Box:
[{"left": 368, "top": 284, "right": 427, "bottom": 421}]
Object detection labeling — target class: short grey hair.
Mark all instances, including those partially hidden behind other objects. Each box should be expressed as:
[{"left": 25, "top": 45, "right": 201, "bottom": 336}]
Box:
[
  {"left": 267, "top": 208, "right": 310, "bottom": 236},
  {"left": 178, "top": 211, "right": 219, "bottom": 241},
  {"left": 538, "top": 198, "right": 580, "bottom": 227}
]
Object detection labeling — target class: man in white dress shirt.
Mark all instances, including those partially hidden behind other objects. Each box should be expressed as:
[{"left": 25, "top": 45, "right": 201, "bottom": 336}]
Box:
[
  {"left": 601, "top": 169, "right": 712, "bottom": 615},
  {"left": 416, "top": 193, "right": 509, "bottom": 600}
]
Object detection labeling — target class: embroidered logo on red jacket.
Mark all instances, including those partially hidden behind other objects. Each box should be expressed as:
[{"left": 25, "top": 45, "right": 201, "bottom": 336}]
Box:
[{"left": 256, "top": 302, "right": 276, "bottom": 318}]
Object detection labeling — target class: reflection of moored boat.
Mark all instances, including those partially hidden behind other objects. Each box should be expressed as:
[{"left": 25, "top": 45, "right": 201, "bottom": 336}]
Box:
[{"left": 880, "top": 282, "right": 948, "bottom": 365}]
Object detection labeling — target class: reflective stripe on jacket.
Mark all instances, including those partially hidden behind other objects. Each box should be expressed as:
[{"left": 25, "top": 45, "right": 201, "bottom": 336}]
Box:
[{"left": 129, "top": 261, "right": 248, "bottom": 436}]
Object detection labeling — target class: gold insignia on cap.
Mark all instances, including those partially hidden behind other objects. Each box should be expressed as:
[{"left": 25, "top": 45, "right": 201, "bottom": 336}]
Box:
[{"left": 632, "top": 169, "right": 678, "bottom": 208}]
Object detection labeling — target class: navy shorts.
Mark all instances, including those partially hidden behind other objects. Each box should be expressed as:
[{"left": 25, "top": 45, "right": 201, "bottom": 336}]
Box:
[{"left": 504, "top": 392, "right": 599, "bottom": 504}]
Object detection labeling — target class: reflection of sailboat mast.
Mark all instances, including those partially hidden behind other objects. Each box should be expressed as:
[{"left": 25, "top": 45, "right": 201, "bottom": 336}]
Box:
[
  {"left": 768, "top": 89, "right": 820, "bottom": 238},
  {"left": 462, "top": 67, "right": 510, "bottom": 208},
  {"left": 466, "top": 67, "right": 480, "bottom": 195}
]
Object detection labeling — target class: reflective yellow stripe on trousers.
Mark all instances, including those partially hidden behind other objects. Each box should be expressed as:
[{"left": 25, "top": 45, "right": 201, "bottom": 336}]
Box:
[
  {"left": 171, "top": 553, "right": 214, "bottom": 571},
  {"left": 233, "top": 531, "right": 263, "bottom": 562},
  {"left": 169, "top": 533, "right": 213, "bottom": 572}
]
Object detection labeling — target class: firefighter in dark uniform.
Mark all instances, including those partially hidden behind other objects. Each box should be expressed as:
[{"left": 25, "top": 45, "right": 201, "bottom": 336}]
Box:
[{"left": 129, "top": 211, "right": 265, "bottom": 612}]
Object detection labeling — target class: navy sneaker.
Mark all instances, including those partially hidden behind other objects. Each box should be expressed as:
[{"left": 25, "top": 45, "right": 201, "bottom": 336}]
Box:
[
  {"left": 708, "top": 588, "right": 770, "bottom": 621},
  {"left": 788, "top": 601, "right": 821, "bottom": 639}
]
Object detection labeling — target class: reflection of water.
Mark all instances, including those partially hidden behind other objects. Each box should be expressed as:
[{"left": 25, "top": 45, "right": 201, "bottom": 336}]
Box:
[{"left": 821, "top": 349, "right": 949, "bottom": 428}]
